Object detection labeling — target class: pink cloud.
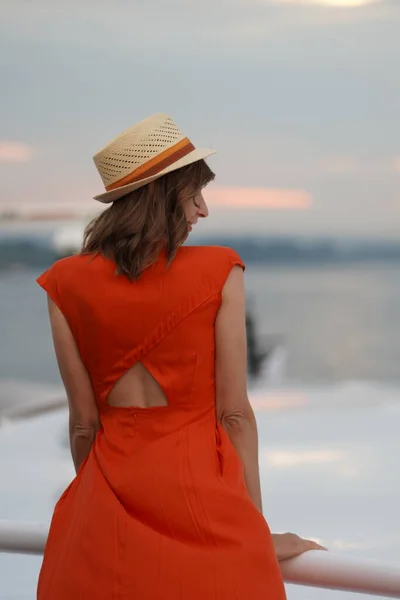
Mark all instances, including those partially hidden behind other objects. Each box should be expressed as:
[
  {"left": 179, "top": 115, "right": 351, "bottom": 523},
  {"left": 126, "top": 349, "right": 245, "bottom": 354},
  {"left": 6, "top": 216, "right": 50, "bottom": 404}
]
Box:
[
  {"left": 0, "top": 142, "right": 33, "bottom": 163},
  {"left": 318, "top": 156, "right": 361, "bottom": 174},
  {"left": 251, "top": 391, "right": 308, "bottom": 412},
  {"left": 204, "top": 187, "right": 312, "bottom": 210}
]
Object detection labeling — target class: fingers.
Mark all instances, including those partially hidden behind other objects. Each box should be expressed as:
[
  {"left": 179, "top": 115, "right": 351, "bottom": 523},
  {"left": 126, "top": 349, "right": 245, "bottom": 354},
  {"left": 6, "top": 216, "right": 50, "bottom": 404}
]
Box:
[{"left": 304, "top": 539, "right": 328, "bottom": 551}]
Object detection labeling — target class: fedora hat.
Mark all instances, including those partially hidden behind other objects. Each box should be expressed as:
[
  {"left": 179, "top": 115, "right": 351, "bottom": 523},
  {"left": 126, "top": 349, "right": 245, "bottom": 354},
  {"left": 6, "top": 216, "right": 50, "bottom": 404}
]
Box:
[{"left": 93, "top": 113, "right": 216, "bottom": 203}]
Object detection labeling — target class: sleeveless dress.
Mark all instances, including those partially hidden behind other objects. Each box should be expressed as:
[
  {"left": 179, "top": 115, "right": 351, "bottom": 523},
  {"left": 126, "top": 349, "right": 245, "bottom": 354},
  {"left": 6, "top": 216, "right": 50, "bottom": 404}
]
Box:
[{"left": 36, "top": 245, "right": 286, "bottom": 600}]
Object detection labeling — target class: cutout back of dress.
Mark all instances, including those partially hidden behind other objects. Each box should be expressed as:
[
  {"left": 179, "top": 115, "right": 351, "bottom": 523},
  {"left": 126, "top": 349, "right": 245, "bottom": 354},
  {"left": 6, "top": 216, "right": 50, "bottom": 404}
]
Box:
[{"left": 106, "top": 362, "right": 168, "bottom": 409}]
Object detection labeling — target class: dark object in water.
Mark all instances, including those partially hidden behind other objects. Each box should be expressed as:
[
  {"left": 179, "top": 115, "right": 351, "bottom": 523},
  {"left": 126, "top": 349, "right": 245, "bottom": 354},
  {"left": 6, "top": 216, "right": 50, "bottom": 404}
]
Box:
[
  {"left": 246, "top": 311, "right": 281, "bottom": 379},
  {"left": 246, "top": 311, "right": 267, "bottom": 378}
]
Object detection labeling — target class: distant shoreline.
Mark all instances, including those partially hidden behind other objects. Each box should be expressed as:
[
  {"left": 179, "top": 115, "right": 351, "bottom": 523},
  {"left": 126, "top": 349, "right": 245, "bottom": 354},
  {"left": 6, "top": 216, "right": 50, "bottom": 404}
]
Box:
[{"left": 1, "top": 237, "right": 400, "bottom": 271}]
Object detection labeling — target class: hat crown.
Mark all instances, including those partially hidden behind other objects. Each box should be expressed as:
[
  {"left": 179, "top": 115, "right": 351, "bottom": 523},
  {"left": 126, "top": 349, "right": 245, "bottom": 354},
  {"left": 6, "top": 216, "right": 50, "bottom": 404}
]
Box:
[{"left": 93, "top": 113, "right": 186, "bottom": 188}]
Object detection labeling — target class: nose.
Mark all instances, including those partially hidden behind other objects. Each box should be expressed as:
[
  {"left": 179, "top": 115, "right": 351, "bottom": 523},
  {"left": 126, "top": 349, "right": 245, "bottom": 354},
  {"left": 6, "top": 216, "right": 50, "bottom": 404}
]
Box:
[{"left": 197, "top": 195, "right": 209, "bottom": 219}]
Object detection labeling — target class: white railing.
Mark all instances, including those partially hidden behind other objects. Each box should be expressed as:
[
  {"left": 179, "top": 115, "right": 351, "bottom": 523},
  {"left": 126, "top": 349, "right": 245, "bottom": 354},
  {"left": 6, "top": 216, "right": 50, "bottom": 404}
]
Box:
[
  {"left": 0, "top": 520, "right": 400, "bottom": 597},
  {"left": 0, "top": 396, "right": 66, "bottom": 427},
  {"left": 282, "top": 551, "right": 400, "bottom": 598},
  {"left": 0, "top": 520, "right": 47, "bottom": 555}
]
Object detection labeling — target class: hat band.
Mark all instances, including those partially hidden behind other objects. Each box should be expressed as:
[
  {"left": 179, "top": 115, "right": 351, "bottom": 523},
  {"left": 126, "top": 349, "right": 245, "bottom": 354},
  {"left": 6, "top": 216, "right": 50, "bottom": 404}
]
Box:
[{"left": 105, "top": 137, "right": 195, "bottom": 192}]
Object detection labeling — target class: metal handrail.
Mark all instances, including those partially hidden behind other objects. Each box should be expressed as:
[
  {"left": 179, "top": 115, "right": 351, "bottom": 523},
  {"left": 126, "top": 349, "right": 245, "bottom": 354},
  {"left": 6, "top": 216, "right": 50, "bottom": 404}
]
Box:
[
  {"left": 281, "top": 550, "right": 400, "bottom": 598},
  {"left": 0, "top": 520, "right": 47, "bottom": 555},
  {"left": 0, "top": 520, "right": 399, "bottom": 597}
]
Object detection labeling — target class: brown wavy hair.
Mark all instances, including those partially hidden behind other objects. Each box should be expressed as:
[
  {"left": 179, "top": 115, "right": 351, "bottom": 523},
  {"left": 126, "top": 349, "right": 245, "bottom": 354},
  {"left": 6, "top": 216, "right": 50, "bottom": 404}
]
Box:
[{"left": 81, "top": 159, "right": 215, "bottom": 280}]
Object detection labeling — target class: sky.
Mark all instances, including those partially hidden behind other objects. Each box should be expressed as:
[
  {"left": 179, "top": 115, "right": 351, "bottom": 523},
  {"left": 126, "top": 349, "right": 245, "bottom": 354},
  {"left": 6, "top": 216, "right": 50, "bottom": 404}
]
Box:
[{"left": 1, "top": 0, "right": 399, "bottom": 239}]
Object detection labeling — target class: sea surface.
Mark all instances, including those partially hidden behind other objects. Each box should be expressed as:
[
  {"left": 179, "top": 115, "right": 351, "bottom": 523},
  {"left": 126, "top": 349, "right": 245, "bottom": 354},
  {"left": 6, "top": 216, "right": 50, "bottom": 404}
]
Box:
[{"left": 1, "top": 261, "right": 399, "bottom": 387}]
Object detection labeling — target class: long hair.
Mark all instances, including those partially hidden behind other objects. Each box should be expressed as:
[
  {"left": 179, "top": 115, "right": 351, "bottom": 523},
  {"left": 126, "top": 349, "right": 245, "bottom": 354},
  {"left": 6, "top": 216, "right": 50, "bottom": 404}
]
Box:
[{"left": 81, "top": 160, "right": 215, "bottom": 280}]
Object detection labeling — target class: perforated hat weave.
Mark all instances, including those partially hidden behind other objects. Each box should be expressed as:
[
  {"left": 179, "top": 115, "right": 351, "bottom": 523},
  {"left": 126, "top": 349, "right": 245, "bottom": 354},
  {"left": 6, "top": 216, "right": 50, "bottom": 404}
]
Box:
[{"left": 93, "top": 113, "right": 216, "bottom": 203}]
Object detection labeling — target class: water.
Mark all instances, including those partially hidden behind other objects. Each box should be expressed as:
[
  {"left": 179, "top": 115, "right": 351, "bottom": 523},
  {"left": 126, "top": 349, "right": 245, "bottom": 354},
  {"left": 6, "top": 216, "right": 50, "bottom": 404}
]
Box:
[
  {"left": 246, "top": 262, "right": 400, "bottom": 385},
  {"left": 1, "top": 262, "right": 399, "bottom": 386}
]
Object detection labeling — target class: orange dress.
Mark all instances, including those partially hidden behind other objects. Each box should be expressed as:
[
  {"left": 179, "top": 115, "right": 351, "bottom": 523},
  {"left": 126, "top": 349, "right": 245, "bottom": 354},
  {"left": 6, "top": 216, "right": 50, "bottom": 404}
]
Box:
[{"left": 36, "top": 245, "right": 286, "bottom": 600}]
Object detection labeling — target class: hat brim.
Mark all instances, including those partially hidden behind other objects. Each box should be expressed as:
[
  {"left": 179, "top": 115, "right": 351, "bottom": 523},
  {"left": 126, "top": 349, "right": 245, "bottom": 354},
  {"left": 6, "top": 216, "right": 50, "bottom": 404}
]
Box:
[{"left": 93, "top": 147, "right": 217, "bottom": 204}]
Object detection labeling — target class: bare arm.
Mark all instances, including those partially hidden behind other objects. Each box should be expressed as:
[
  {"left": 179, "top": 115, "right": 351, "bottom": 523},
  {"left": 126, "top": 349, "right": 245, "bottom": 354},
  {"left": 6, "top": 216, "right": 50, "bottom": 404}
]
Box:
[
  {"left": 215, "top": 266, "right": 263, "bottom": 513},
  {"left": 47, "top": 296, "right": 99, "bottom": 473},
  {"left": 214, "top": 270, "right": 328, "bottom": 558}
]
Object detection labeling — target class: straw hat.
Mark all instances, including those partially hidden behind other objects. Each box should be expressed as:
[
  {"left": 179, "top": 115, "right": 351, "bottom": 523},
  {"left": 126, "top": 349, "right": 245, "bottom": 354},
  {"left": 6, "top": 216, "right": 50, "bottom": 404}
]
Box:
[{"left": 93, "top": 113, "right": 216, "bottom": 203}]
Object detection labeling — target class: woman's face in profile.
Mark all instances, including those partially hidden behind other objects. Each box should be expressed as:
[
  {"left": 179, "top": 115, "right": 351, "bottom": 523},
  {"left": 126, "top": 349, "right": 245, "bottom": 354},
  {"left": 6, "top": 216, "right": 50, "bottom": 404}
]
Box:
[{"left": 182, "top": 191, "right": 209, "bottom": 232}]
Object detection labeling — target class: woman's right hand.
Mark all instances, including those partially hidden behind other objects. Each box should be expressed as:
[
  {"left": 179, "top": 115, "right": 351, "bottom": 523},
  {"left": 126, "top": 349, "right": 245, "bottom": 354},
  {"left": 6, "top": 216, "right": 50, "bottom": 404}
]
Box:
[{"left": 272, "top": 532, "right": 327, "bottom": 562}]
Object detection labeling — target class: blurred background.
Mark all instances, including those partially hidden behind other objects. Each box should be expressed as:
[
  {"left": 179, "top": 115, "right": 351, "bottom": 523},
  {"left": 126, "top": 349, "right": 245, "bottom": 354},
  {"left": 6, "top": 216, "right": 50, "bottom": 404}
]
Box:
[{"left": 0, "top": 0, "right": 399, "bottom": 598}]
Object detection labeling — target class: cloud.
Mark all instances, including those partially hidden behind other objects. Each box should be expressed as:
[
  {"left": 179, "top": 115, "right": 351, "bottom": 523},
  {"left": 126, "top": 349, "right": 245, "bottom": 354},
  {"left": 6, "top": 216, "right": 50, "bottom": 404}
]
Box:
[
  {"left": 317, "top": 156, "right": 363, "bottom": 174},
  {"left": 262, "top": 449, "right": 346, "bottom": 468},
  {"left": 1, "top": 0, "right": 399, "bottom": 239},
  {"left": 205, "top": 187, "right": 313, "bottom": 209},
  {"left": 316, "top": 156, "right": 400, "bottom": 176},
  {"left": 270, "top": 0, "right": 383, "bottom": 6},
  {"left": 2, "top": 0, "right": 396, "bottom": 56},
  {"left": 0, "top": 142, "right": 33, "bottom": 163}
]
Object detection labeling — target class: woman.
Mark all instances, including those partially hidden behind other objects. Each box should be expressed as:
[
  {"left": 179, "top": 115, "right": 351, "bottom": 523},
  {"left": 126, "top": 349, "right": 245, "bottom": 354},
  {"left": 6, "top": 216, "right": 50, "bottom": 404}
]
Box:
[{"left": 37, "top": 113, "right": 324, "bottom": 599}]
